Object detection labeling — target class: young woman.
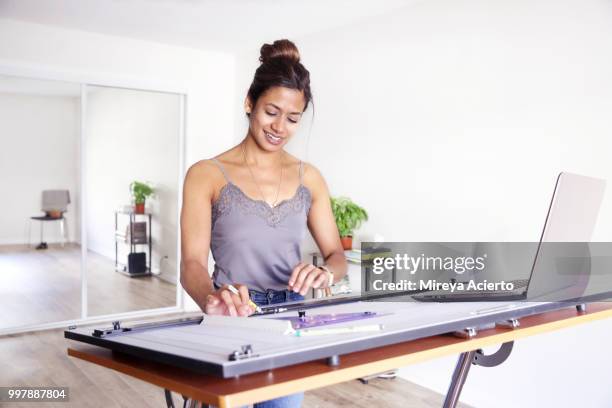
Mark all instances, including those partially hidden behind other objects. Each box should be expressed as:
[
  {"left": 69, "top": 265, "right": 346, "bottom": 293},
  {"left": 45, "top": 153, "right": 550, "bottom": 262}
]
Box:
[{"left": 180, "top": 39, "right": 348, "bottom": 407}]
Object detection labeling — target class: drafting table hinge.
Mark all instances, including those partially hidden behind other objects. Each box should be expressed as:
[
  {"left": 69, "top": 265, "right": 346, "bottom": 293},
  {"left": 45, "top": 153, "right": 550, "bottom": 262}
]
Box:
[
  {"left": 472, "top": 341, "right": 514, "bottom": 367},
  {"left": 229, "top": 344, "right": 259, "bottom": 361}
]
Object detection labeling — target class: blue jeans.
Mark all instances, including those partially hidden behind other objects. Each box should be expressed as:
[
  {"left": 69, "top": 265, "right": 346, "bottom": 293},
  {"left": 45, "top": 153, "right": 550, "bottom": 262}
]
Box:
[
  {"left": 213, "top": 284, "right": 305, "bottom": 408},
  {"left": 248, "top": 287, "right": 305, "bottom": 307},
  {"left": 212, "top": 283, "right": 304, "bottom": 308}
]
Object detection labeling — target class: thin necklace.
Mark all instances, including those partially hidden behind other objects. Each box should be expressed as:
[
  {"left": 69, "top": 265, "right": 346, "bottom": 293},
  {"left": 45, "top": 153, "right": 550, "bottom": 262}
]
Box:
[{"left": 242, "top": 142, "right": 284, "bottom": 208}]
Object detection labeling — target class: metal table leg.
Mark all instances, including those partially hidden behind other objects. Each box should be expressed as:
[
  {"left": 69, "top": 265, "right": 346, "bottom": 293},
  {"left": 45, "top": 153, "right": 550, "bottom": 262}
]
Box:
[
  {"left": 184, "top": 399, "right": 199, "bottom": 408},
  {"left": 164, "top": 389, "right": 175, "bottom": 408},
  {"left": 443, "top": 350, "right": 476, "bottom": 408},
  {"left": 64, "top": 217, "right": 69, "bottom": 244},
  {"left": 443, "top": 341, "right": 515, "bottom": 408},
  {"left": 60, "top": 218, "right": 65, "bottom": 247}
]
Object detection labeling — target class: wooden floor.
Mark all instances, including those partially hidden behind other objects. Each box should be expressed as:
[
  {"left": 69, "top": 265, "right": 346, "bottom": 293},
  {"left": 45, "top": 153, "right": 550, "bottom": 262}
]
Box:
[
  {"left": 0, "top": 326, "right": 472, "bottom": 408},
  {"left": 0, "top": 243, "right": 176, "bottom": 330}
]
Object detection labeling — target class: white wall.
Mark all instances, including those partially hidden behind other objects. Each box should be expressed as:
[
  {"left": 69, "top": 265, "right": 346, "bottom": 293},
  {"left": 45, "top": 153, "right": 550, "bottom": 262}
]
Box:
[
  {"left": 0, "top": 92, "right": 79, "bottom": 245},
  {"left": 85, "top": 87, "right": 180, "bottom": 282},
  {"left": 0, "top": 18, "right": 236, "bottom": 309},
  {"left": 234, "top": 0, "right": 612, "bottom": 406}
]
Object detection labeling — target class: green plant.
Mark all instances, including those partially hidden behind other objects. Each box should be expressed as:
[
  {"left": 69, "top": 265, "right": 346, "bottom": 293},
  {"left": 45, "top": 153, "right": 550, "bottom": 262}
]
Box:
[
  {"left": 330, "top": 196, "right": 368, "bottom": 237},
  {"left": 130, "top": 181, "right": 155, "bottom": 204}
]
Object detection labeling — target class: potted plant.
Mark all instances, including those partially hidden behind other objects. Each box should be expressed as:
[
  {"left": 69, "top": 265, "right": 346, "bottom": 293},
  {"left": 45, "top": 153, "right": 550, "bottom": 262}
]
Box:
[
  {"left": 130, "top": 181, "right": 155, "bottom": 214},
  {"left": 330, "top": 196, "right": 368, "bottom": 250}
]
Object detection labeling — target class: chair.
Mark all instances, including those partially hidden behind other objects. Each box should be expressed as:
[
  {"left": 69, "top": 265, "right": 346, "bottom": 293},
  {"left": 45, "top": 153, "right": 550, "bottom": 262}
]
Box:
[{"left": 29, "top": 190, "right": 70, "bottom": 250}]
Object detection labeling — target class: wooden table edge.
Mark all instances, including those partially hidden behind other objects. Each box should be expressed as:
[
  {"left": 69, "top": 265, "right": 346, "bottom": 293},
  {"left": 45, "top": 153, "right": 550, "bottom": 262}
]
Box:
[{"left": 67, "top": 303, "right": 612, "bottom": 408}]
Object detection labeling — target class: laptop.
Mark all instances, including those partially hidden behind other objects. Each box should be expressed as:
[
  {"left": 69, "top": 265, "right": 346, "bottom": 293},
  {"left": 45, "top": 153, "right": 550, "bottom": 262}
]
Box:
[{"left": 413, "top": 172, "right": 606, "bottom": 302}]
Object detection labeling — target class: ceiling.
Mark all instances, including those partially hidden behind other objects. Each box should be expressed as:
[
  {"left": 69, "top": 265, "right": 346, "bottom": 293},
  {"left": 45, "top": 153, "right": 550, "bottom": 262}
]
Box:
[{"left": 0, "top": 0, "right": 413, "bottom": 54}]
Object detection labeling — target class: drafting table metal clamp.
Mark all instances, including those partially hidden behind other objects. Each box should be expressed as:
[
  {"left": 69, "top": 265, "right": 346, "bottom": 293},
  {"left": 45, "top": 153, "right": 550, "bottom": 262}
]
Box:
[
  {"left": 229, "top": 344, "right": 259, "bottom": 361},
  {"left": 327, "top": 355, "right": 341, "bottom": 367},
  {"left": 92, "top": 321, "right": 132, "bottom": 338},
  {"left": 496, "top": 318, "right": 520, "bottom": 329},
  {"left": 454, "top": 317, "right": 519, "bottom": 339},
  {"left": 453, "top": 326, "right": 478, "bottom": 339}
]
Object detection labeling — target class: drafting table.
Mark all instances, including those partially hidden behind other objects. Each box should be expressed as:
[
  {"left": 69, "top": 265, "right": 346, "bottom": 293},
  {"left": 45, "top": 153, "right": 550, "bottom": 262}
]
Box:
[{"left": 65, "top": 299, "right": 612, "bottom": 407}]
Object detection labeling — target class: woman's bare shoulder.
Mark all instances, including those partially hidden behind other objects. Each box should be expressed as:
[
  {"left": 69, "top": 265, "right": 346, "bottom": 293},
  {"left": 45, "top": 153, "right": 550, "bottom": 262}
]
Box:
[
  {"left": 301, "top": 161, "right": 327, "bottom": 196},
  {"left": 184, "top": 159, "right": 226, "bottom": 195},
  {"left": 186, "top": 159, "right": 223, "bottom": 178}
]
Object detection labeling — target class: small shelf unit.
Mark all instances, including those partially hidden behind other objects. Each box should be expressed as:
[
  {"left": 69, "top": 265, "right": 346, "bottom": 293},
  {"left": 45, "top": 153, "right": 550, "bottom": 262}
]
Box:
[{"left": 114, "top": 210, "right": 152, "bottom": 277}]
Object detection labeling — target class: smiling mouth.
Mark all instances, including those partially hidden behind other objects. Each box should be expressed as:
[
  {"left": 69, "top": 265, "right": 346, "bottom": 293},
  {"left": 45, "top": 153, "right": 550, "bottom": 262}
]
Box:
[{"left": 265, "top": 131, "right": 283, "bottom": 143}]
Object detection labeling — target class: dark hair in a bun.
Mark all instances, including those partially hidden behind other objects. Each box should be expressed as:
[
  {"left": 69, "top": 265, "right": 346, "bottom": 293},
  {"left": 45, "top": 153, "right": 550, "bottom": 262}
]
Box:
[
  {"left": 259, "top": 40, "right": 301, "bottom": 64},
  {"left": 247, "top": 39, "right": 312, "bottom": 112}
]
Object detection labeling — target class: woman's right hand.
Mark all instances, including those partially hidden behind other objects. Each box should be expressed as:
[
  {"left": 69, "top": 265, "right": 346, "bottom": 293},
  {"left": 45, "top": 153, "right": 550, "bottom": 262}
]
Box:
[{"left": 204, "top": 284, "right": 253, "bottom": 317}]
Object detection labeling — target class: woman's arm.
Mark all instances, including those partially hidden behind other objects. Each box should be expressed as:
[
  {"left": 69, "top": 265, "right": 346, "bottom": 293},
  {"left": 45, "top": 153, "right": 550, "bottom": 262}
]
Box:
[
  {"left": 180, "top": 161, "right": 251, "bottom": 316},
  {"left": 288, "top": 163, "right": 348, "bottom": 295},
  {"left": 180, "top": 162, "right": 215, "bottom": 310}
]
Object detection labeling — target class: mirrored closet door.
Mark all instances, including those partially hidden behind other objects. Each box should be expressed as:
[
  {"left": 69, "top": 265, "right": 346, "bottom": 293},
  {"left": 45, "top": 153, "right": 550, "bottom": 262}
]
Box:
[
  {"left": 0, "top": 74, "right": 184, "bottom": 334},
  {"left": 0, "top": 75, "right": 82, "bottom": 330},
  {"left": 84, "top": 85, "right": 181, "bottom": 317}
]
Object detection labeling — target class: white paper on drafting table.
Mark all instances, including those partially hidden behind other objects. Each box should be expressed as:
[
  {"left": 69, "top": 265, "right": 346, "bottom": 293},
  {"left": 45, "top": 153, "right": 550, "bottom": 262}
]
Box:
[{"left": 102, "top": 300, "right": 548, "bottom": 370}]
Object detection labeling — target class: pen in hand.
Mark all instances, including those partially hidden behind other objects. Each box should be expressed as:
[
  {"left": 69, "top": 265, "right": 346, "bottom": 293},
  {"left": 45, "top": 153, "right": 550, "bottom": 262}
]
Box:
[{"left": 227, "top": 284, "right": 262, "bottom": 314}]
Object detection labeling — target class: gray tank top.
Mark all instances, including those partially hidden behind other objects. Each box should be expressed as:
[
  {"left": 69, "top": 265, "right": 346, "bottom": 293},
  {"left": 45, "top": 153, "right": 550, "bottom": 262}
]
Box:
[{"left": 209, "top": 158, "right": 312, "bottom": 292}]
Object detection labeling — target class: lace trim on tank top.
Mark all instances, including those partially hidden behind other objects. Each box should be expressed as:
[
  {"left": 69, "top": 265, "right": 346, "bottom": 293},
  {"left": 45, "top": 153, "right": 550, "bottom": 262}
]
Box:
[
  {"left": 212, "top": 182, "right": 311, "bottom": 228},
  {"left": 210, "top": 157, "right": 312, "bottom": 227}
]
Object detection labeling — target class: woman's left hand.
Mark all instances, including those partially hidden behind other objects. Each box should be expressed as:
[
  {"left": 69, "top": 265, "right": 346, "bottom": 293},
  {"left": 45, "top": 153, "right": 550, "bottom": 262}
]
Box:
[{"left": 288, "top": 262, "right": 329, "bottom": 296}]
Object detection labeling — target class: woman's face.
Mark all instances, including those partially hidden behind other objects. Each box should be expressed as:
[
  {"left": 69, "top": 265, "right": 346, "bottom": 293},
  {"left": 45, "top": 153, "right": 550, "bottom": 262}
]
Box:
[{"left": 246, "top": 86, "right": 306, "bottom": 152}]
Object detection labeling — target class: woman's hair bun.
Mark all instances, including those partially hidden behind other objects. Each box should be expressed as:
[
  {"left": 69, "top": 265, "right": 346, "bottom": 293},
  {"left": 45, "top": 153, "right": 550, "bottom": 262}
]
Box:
[
  {"left": 259, "top": 39, "right": 300, "bottom": 64},
  {"left": 248, "top": 38, "right": 312, "bottom": 112}
]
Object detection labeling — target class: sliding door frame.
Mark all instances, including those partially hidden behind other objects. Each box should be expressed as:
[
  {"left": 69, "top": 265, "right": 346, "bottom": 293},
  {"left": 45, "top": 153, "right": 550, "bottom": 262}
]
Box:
[{"left": 0, "top": 64, "right": 188, "bottom": 336}]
